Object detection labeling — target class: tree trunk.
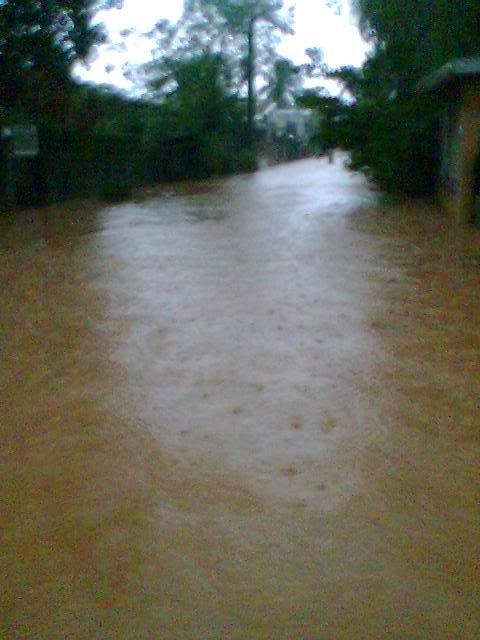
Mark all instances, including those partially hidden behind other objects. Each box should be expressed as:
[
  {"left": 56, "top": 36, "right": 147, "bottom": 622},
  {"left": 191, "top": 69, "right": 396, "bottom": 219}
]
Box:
[{"left": 247, "top": 18, "right": 255, "bottom": 143}]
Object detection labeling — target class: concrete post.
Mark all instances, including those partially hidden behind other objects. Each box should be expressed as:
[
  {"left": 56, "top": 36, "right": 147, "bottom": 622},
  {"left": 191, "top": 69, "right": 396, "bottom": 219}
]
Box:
[
  {"left": 2, "top": 137, "right": 16, "bottom": 212},
  {"left": 455, "top": 87, "right": 480, "bottom": 226}
]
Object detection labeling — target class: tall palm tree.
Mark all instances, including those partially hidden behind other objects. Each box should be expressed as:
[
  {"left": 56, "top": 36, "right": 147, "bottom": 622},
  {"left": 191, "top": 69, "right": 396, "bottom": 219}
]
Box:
[{"left": 260, "top": 57, "right": 301, "bottom": 108}]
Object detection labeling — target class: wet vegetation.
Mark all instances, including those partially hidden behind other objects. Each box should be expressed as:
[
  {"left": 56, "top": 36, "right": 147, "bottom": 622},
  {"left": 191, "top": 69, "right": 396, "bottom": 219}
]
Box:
[
  {"left": 0, "top": 0, "right": 300, "bottom": 210},
  {"left": 303, "top": 0, "right": 480, "bottom": 195},
  {"left": 2, "top": 1, "right": 479, "bottom": 209}
]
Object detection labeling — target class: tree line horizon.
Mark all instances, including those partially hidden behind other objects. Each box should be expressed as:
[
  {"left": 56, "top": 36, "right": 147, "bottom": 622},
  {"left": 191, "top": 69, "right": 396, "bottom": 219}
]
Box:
[{"left": 1, "top": 0, "right": 479, "bottom": 205}]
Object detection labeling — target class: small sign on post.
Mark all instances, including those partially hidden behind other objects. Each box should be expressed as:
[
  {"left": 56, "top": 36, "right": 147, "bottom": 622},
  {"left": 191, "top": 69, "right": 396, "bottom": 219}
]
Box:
[
  {"left": 2, "top": 125, "right": 39, "bottom": 158},
  {"left": 1, "top": 124, "right": 39, "bottom": 211}
]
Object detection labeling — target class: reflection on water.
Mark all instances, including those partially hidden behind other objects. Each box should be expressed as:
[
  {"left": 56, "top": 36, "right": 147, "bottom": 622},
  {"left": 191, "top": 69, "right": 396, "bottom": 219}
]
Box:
[{"left": 1, "top": 157, "right": 479, "bottom": 639}]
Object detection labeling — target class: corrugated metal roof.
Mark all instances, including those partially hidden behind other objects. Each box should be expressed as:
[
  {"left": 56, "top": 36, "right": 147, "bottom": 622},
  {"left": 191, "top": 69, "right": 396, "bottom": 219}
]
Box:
[{"left": 418, "top": 57, "right": 480, "bottom": 93}]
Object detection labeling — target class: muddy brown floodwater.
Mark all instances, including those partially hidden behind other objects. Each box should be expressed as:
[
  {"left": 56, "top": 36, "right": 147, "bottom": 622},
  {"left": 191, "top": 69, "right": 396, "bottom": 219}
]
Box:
[{"left": 1, "top": 156, "right": 479, "bottom": 639}]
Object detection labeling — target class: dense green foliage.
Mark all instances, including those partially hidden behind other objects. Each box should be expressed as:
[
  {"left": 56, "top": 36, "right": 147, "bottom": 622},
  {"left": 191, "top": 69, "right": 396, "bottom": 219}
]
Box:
[
  {"left": 4, "top": 85, "right": 202, "bottom": 207},
  {"left": 143, "top": 0, "right": 293, "bottom": 140},
  {"left": 312, "top": 0, "right": 480, "bottom": 195},
  {"left": 260, "top": 58, "right": 301, "bottom": 108},
  {"left": 1, "top": 0, "right": 299, "bottom": 210},
  {"left": 0, "top": 1, "right": 133, "bottom": 207},
  {"left": 200, "top": 0, "right": 293, "bottom": 134},
  {"left": 147, "top": 53, "right": 256, "bottom": 177},
  {"left": 355, "top": 0, "right": 480, "bottom": 86},
  {"left": 0, "top": 0, "right": 122, "bottom": 118}
]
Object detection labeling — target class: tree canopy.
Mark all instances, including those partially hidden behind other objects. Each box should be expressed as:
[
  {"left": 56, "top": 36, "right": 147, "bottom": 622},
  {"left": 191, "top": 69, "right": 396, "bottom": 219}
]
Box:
[
  {"left": 140, "top": 0, "right": 293, "bottom": 138},
  {"left": 259, "top": 57, "right": 301, "bottom": 108},
  {"left": 354, "top": 0, "right": 480, "bottom": 94},
  {"left": 0, "top": 0, "right": 122, "bottom": 115},
  {"left": 309, "top": 0, "right": 480, "bottom": 195}
]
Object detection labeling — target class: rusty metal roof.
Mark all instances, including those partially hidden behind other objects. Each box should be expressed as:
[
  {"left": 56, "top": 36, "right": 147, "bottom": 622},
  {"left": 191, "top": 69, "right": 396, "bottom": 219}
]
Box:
[{"left": 417, "top": 57, "right": 480, "bottom": 93}]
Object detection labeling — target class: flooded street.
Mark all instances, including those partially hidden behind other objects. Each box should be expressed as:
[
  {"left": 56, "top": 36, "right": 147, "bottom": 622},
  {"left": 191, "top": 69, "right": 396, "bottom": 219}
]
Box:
[{"left": 1, "top": 156, "right": 479, "bottom": 638}]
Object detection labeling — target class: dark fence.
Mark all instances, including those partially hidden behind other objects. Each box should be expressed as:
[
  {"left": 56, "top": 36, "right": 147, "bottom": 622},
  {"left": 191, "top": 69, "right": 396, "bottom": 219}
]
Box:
[{"left": 0, "top": 126, "right": 199, "bottom": 210}]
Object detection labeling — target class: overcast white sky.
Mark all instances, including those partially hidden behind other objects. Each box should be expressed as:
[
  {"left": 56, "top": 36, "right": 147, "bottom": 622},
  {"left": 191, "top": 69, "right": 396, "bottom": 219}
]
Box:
[{"left": 75, "top": 0, "right": 369, "bottom": 94}]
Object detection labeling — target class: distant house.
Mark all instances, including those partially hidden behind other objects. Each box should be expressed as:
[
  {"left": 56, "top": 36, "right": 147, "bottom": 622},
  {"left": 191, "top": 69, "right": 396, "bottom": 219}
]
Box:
[
  {"left": 257, "top": 103, "right": 314, "bottom": 142},
  {"left": 256, "top": 103, "right": 314, "bottom": 162},
  {"left": 419, "top": 57, "right": 480, "bottom": 227}
]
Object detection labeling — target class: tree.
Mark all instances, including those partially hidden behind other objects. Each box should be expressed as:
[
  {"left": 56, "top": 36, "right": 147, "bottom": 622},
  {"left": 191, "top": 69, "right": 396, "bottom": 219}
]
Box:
[
  {"left": 140, "top": 0, "right": 293, "bottom": 141},
  {"left": 353, "top": 0, "right": 480, "bottom": 94},
  {"left": 0, "top": 0, "right": 122, "bottom": 116},
  {"left": 314, "top": 0, "right": 480, "bottom": 195},
  {"left": 260, "top": 57, "right": 301, "bottom": 108},
  {"left": 200, "top": 0, "right": 293, "bottom": 138},
  {"left": 162, "top": 53, "right": 232, "bottom": 135},
  {"left": 144, "top": 50, "right": 255, "bottom": 177}
]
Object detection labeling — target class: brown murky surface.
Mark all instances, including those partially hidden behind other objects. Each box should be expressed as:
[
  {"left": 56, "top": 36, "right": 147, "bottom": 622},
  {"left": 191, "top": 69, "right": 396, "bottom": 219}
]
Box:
[{"left": 1, "top": 156, "right": 479, "bottom": 638}]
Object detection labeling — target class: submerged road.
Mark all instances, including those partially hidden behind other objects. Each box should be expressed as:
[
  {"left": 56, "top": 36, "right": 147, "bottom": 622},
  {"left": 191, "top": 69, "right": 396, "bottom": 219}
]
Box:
[{"left": 1, "top": 156, "right": 479, "bottom": 638}]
